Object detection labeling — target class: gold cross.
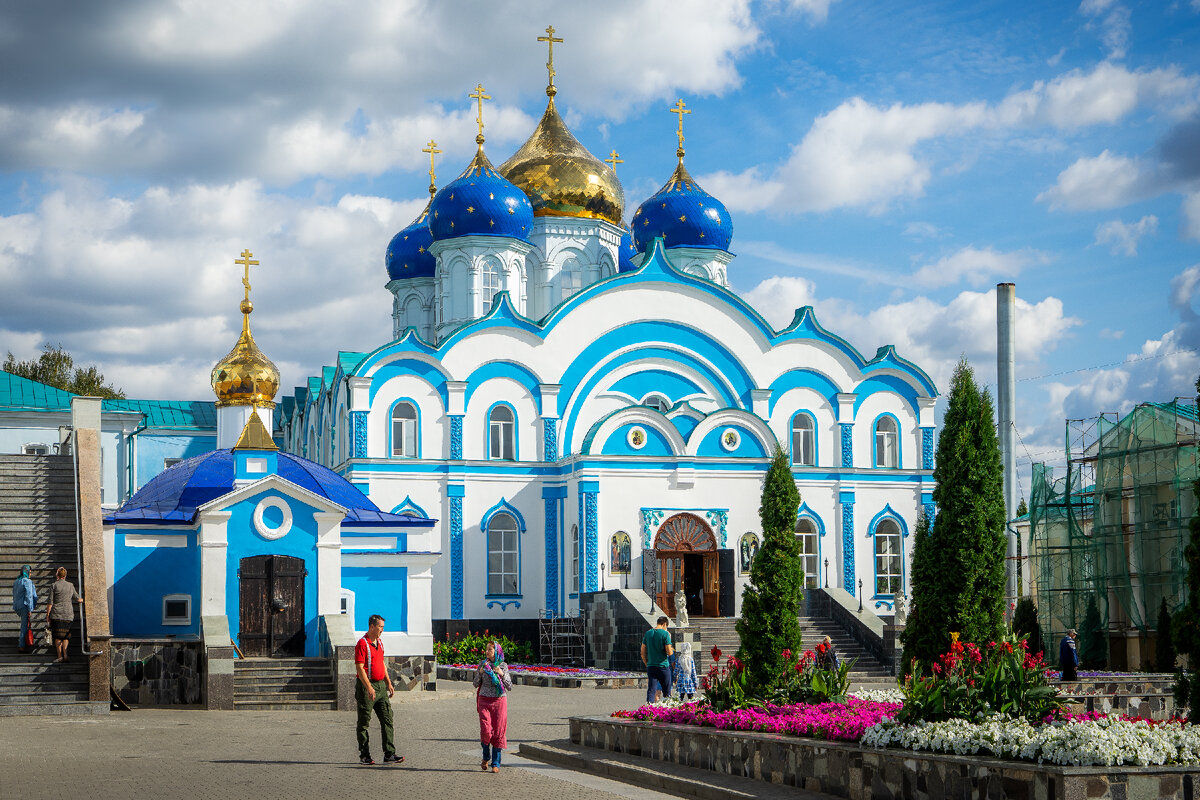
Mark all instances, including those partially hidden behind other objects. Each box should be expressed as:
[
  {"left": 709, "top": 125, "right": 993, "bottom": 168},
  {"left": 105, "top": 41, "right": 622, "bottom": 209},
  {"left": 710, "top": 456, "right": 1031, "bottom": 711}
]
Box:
[
  {"left": 537, "top": 25, "right": 564, "bottom": 90},
  {"left": 469, "top": 83, "right": 490, "bottom": 143},
  {"left": 605, "top": 150, "right": 623, "bottom": 175},
  {"left": 235, "top": 249, "right": 259, "bottom": 302},
  {"left": 422, "top": 139, "right": 441, "bottom": 196},
  {"left": 669, "top": 98, "right": 691, "bottom": 156}
]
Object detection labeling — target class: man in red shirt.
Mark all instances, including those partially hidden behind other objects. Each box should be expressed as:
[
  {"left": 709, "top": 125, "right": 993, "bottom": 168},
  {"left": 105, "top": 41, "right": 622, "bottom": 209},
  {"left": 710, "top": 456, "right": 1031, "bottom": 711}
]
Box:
[{"left": 355, "top": 614, "right": 401, "bottom": 765}]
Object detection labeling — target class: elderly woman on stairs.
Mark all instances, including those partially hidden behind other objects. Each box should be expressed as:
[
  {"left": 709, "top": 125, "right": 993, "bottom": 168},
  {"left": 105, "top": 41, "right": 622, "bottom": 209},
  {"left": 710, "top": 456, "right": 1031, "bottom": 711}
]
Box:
[{"left": 472, "top": 640, "right": 513, "bottom": 773}]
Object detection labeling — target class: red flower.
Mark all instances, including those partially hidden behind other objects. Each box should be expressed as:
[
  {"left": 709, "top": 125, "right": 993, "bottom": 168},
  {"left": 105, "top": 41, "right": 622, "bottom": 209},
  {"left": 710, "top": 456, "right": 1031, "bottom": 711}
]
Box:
[
  {"left": 728, "top": 656, "right": 743, "bottom": 671},
  {"left": 816, "top": 642, "right": 827, "bottom": 654},
  {"left": 711, "top": 647, "right": 722, "bottom": 662},
  {"left": 782, "top": 648, "right": 792, "bottom": 662}
]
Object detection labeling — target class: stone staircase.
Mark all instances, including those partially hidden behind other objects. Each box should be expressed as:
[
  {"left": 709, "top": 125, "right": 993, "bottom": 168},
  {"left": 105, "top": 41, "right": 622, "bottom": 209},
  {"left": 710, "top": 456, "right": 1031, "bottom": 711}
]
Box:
[
  {"left": 0, "top": 454, "right": 107, "bottom": 716},
  {"left": 233, "top": 657, "right": 338, "bottom": 710},
  {"left": 685, "top": 615, "right": 895, "bottom": 682}
]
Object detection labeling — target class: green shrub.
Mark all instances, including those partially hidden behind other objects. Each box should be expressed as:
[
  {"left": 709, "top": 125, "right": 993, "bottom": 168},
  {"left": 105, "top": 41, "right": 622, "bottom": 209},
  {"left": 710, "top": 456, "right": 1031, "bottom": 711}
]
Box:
[
  {"left": 1078, "top": 595, "right": 1107, "bottom": 670},
  {"left": 433, "top": 630, "right": 535, "bottom": 665}
]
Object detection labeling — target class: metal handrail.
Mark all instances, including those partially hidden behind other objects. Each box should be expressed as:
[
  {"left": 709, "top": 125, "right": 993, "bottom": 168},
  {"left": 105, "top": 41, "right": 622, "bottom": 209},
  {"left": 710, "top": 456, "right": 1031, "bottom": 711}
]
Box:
[{"left": 69, "top": 429, "right": 101, "bottom": 657}]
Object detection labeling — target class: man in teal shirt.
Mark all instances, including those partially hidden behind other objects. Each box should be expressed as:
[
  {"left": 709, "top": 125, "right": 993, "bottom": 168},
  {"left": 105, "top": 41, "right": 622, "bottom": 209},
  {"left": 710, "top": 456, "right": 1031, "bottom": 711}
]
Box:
[{"left": 640, "top": 615, "right": 674, "bottom": 703}]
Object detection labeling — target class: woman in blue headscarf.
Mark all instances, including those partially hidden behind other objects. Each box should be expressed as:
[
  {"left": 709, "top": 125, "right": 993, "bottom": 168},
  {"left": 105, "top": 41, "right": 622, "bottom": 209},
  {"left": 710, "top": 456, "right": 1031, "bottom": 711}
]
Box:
[{"left": 472, "top": 640, "right": 512, "bottom": 773}]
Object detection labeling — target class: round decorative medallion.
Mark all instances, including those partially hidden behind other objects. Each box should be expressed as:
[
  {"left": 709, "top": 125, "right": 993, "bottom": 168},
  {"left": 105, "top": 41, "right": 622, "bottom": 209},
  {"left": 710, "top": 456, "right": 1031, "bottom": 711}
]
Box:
[
  {"left": 627, "top": 426, "right": 647, "bottom": 450},
  {"left": 253, "top": 496, "right": 293, "bottom": 540},
  {"left": 720, "top": 428, "right": 741, "bottom": 452}
]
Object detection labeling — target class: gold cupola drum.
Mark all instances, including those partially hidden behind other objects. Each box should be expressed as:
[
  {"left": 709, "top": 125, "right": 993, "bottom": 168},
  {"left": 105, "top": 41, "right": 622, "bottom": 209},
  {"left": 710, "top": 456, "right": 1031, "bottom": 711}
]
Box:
[
  {"left": 498, "top": 25, "right": 624, "bottom": 225},
  {"left": 211, "top": 249, "right": 280, "bottom": 410}
]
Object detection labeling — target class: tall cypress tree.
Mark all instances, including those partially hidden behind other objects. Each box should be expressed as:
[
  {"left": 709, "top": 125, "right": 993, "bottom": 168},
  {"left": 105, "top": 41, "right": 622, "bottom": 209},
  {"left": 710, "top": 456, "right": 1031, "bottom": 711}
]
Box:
[
  {"left": 1156, "top": 597, "right": 1176, "bottom": 674},
  {"left": 737, "top": 445, "right": 803, "bottom": 691},
  {"left": 900, "top": 359, "right": 1007, "bottom": 670}
]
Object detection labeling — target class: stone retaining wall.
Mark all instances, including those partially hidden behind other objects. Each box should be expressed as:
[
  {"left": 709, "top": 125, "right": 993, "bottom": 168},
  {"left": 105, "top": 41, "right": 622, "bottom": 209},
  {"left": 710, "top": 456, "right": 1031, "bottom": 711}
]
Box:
[
  {"left": 1056, "top": 676, "right": 1177, "bottom": 720},
  {"left": 111, "top": 639, "right": 204, "bottom": 706},
  {"left": 573, "top": 715, "right": 1200, "bottom": 800},
  {"left": 437, "top": 664, "right": 645, "bottom": 689}
]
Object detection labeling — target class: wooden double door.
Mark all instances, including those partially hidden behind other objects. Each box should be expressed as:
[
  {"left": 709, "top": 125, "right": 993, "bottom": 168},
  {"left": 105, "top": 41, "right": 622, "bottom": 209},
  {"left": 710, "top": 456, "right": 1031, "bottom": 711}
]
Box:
[
  {"left": 239, "top": 555, "right": 306, "bottom": 657},
  {"left": 656, "top": 551, "right": 720, "bottom": 619}
]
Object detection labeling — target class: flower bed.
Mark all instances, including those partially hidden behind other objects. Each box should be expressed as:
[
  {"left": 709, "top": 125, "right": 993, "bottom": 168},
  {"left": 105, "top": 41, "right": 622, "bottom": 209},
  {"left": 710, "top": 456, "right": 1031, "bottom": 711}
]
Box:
[
  {"left": 614, "top": 698, "right": 901, "bottom": 742},
  {"left": 446, "top": 663, "right": 640, "bottom": 678}
]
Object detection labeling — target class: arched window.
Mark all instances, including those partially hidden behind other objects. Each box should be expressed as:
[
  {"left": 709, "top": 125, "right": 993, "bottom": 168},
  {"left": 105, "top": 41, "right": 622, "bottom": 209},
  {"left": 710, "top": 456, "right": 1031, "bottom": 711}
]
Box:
[
  {"left": 643, "top": 394, "right": 670, "bottom": 414},
  {"left": 487, "top": 512, "right": 520, "bottom": 595},
  {"left": 795, "top": 518, "right": 820, "bottom": 588},
  {"left": 481, "top": 262, "right": 502, "bottom": 313},
  {"left": 611, "top": 532, "right": 631, "bottom": 575},
  {"left": 875, "top": 416, "right": 899, "bottom": 468},
  {"left": 391, "top": 402, "right": 417, "bottom": 458},
  {"left": 738, "top": 532, "right": 759, "bottom": 575},
  {"left": 560, "top": 269, "right": 582, "bottom": 299},
  {"left": 791, "top": 413, "right": 815, "bottom": 466},
  {"left": 874, "top": 519, "right": 902, "bottom": 596},
  {"left": 489, "top": 405, "right": 515, "bottom": 460},
  {"left": 570, "top": 524, "right": 580, "bottom": 594}
]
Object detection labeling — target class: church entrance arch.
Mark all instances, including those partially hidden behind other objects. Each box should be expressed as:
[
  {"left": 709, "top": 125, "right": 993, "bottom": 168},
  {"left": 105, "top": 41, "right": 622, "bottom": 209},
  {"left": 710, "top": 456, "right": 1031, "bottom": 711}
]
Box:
[
  {"left": 654, "top": 513, "right": 720, "bottom": 619},
  {"left": 238, "top": 555, "right": 306, "bottom": 657}
]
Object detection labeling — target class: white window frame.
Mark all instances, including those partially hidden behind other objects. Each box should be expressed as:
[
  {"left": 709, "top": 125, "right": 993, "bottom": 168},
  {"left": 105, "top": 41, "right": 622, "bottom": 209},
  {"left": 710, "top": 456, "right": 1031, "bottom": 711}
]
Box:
[
  {"left": 21, "top": 443, "right": 50, "bottom": 455},
  {"left": 795, "top": 518, "right": 820, "bottom": 589},
  {"left": 163, "top": 457, "right": 183, "bottom": 469},
  {"left": 340, "top": 588, "right": 355, "bottom": 619},
  {"left": 391, "top": 402, "right": 418, "bottom": 458},
  {"left": 162, "top": 594, "right": 192, "bottom": 626},
  {"left": 874, "top": 520, "right": 903, "bottom": 596},
  {"left": 560, "top": 269, "right": 582, "bottom": 299},
  {"left": 791, "top": 414, "right": 815, "bottom": 466},
  {"left": 487, "top": 512, "right": 520, "bottom": 596},
  {"left": 643, "top": 394, "right": 670, "bottom": 414},
  {"left": 481, "top": 262, "right": 502, "bottom": 313},
  {"left": 489, "top": 406, "right": 515, "bottom": 460},
  {"left": 875, "top": 417, "right": 899, "bottom": 468}
]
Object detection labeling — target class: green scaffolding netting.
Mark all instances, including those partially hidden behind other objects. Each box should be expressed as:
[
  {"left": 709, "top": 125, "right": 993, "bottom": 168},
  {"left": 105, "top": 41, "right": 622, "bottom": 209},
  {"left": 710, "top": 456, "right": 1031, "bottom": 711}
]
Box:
[{"left": 1029, "top": 400, "right": 1200, "bottom": 661}]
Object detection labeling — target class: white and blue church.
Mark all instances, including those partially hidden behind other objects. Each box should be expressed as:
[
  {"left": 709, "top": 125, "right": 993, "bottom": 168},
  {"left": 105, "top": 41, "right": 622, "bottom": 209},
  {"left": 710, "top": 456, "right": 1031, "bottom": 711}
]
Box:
[{"left": 278, "top": 67, "right": 939, "bottom": 632}]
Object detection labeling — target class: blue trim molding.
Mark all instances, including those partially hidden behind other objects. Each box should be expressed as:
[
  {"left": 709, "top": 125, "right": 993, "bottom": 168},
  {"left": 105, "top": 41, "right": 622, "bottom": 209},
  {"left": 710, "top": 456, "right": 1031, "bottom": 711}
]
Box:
[
  {"left": 639, "top": 507, "right": 729, "bottom": 549},
  {"left": 351, "top": 411, "right": 367, "bottom": 458},
  {"left": 486, "top": 599, "right": 521, "bottom": 611},
  {"left": 480, "top": 498, "right": 527, "bottom": 534},
  {"left": 390, "top": 495, "right": 429, "bottom": 518},
  {"left": 449, "top": 415, "right": 463, "bottom": 460},
  {"left": 840, "top": 490, "right": 855, "bottom": 590},
  {"left": 583, "top": 486, "right": 599, "bottom": 591},
  {"left": 921, "top": 426, "right": 934, "bottom": 470},
  {"left": 449, "top": 489, "right": 464, "bottom": 619},
  {"left": 922, "top": 491, "right": 936, "bottom": 531},
  {"left": 840, "top": 423, "right": 853, "bottom": 468},
  {"left": 796, "top": 502, "right": 826, "bottom": 537},
  {"left": 641, "top": 508, "right": 665, "bottom": 549},
  {"left": 704, "top": 509, "right": 729, "bottom": 548},
  {"left": 544, "top": 496, "right": 559, "bottom": 614},
  {"left": 543, "top": 417, "right": 559, "bottom": 462}
]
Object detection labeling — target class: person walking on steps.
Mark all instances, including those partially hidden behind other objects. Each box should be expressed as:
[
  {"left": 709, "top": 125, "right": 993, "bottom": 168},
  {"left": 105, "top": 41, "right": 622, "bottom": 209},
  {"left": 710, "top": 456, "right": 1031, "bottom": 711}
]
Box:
[
  {"left": 355, "top": 614, "right": 402, "bottom": 765},
  {"left": 45, "top": 567, "right": 82, "bottom": 662},
  {"left": 641, "top": 616, "right": 675, "bottom": 703},
  {"left": 11, "top": 565, "right": 37, "bottom": 654},
  {"left": 473, "top": 640, "right": 513, "bottom": 774}
]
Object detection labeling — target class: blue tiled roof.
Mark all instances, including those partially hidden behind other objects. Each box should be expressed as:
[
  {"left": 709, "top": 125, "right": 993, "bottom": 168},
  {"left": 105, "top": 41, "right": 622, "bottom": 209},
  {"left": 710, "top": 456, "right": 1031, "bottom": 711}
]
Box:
[
  {"left": 633, "top": 161, "right": 732, "bottom": 252},
  {"left": 0, "top": 371, "right": 75, "bottom": 411},
  {"left": 105, "top": 449, "right": 437, "bottom": 527},
  {"left": 102, "top": 398, "right": 216, "bottom": 429},
  {"left": 337, "top": 352, "right": 366, "bottom": 374}
]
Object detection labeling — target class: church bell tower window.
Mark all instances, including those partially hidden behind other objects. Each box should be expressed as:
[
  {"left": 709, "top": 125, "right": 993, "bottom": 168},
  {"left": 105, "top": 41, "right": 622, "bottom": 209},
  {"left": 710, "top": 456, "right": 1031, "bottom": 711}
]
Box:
[
  {"left": 481, "top": 262, "right": 502, "bottom": 313},
  {"left": 489, "top": 405, "right": 515, "bottom": 460},
  {"left": 391, "top": 402, "right": 418, "bottom": 458}
]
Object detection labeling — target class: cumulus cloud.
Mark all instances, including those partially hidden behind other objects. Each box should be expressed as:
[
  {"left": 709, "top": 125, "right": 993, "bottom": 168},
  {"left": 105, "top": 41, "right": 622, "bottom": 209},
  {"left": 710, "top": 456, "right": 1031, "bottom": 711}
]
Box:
[
  {"left": 910, "top": 246, "right": 1045, "bottom": 289},
  {"left": 902, "top": 222, "right": 946, "bottom": 240},
  {"left": 1094, "top": 215, "right": 1158, "bottom": 255},
  {"left": 1079, "top": 0, "right": 1131, "bottom": 59},
  {"left": 1036, "top": 150, "right": 1153, "bottom": 210}
]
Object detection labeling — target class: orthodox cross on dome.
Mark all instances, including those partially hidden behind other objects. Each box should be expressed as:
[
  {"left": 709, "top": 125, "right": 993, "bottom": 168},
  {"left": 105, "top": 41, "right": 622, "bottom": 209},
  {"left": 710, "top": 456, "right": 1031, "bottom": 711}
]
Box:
[
  {"left": 537, "top": 25, "right": 563, "bottom": 96},
  {"left": 468, "top": 83, "right": 490, "bottom": 147},
  {"left": 422, "top": 139, "right": 441, "bottom": 197},
  {"left": 605, "top": 149, "right": 623, "bottom": 175},
  {"left": 669, "top": 98, "right": 691, "bottom": 160},
  {"left": 234, "top": 248, "right": 259, "bottom": 308}
]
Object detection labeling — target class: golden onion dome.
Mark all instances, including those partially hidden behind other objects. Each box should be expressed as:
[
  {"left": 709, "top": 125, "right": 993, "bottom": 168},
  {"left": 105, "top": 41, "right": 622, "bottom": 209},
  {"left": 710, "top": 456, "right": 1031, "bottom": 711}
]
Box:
[
  {"left": 499, "top": 96, "right": 624, "bottom": 226},
  {"left": 211, "top": 297, "right": 280, "bottom": 409}
]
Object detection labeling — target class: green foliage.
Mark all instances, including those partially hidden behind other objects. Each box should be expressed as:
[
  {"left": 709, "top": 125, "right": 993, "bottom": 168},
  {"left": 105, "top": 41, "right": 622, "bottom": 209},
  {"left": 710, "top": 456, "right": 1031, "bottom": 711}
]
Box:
[
  {"left": 1016, "top": 498, "right": 1028, "bottom": 517},
  {"left": 4, "top": 344, "right": 125, "bottom": 399},
  {"left": 699, "top": 649, "right": 753, "bottom": 711},
  {"left": 769, "top": 646, "right": 855, "bottom": 705},
  {"left": 1156, "top": 597, "right": 1177, "bottom": 673},
  {"left": 1175, "top": 385, "right": 1200, "bottom": 715},
  {"left": 897, "top": 633, "right": 1063, "bottom": 724},
  {"left": 1078, "top": 595, "right": 1107, "bottom": 670},
  {"left": 433, "top": 630, "right": 534, "bottom": 665},
  {"left": 1012, "top": 597, "right": 1044, "bottom": 660},
  {"left": 736, "top": 445, "right": 803, "bottom": 692},
  {"left": 901, "top": 359, "right": 1007, "bottom": 672}
]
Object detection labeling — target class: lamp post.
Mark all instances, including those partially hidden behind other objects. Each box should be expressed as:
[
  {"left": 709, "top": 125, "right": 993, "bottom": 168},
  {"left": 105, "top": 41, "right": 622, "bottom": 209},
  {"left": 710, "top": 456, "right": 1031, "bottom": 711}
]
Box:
[
  {"left": 823, "top": 558, "right": 829, "bottom": 589},
  {"left": 857, "top": 578, "right": 863, "bottom": 613},
  {"left": 601, "top": 562, "right": 606, "bottom": 591}
]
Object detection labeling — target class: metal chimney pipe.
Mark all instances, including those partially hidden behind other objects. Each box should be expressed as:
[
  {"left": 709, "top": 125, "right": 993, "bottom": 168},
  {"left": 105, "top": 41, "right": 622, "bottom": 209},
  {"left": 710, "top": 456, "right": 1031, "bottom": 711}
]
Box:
[{"left": 996, "top": 283, "right": 1018, "bottom": 604}]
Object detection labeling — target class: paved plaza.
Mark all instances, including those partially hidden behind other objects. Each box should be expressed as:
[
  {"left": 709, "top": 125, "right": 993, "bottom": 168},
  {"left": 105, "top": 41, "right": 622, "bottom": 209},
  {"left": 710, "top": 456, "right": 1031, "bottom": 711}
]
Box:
[{"left": 0, "top": 681, "right": 688, "bottom": 800}]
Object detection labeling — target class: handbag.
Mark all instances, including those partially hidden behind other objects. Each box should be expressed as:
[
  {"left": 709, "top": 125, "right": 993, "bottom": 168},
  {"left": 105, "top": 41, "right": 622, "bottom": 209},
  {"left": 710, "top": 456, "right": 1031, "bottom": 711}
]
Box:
[
  {"left": 24, "top": 615, "right": 34, "bottom": 648},
  {"left": 43, "top": 626, "right": 53, "bottom": 647}
]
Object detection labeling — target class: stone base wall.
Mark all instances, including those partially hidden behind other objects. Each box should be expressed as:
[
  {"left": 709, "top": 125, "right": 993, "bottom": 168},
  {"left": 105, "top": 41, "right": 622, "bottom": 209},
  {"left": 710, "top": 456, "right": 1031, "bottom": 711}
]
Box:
[
  {"left": 583, "top": 589, "right": 685, "bottom": 673},
  {"left": 573, "top": 715, "right": 1200, "bottom": 800},
  {"left": 1057, "top": 677, "right": 1176, "bottom": 720},
  {"left": 437, "top": 665, "right": 646, "bottom": 688},
  {"left": 388, "top": 655, "right": 434, "bottom": 691},
  {"left": 111, "top": 639, "right": 204, "bottom": 706}
]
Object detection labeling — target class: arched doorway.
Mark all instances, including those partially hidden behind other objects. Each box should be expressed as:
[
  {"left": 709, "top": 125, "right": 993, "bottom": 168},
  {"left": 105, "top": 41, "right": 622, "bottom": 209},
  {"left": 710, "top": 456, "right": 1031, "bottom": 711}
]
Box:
[{"left": 654, "top": 513, "right": 719, "bottom": 618}]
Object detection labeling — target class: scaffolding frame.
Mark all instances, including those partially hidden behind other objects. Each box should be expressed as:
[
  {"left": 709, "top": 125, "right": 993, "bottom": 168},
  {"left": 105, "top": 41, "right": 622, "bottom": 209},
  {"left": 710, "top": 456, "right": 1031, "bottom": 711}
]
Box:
[{"left": 538, "top": 610, "right": 585, "bottom": 666}]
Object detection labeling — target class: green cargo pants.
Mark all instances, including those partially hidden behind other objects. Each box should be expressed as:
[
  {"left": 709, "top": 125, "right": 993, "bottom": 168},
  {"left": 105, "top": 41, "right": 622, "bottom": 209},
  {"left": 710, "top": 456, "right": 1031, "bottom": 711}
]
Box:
[{"left": 355, "top": 679, "right": 395, "bottom": 759}]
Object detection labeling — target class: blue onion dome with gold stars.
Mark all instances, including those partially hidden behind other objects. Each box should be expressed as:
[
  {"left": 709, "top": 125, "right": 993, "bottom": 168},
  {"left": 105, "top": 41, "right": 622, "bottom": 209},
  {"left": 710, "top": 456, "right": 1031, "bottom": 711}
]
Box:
[
  {"left": 618, "top": 225, "right": 638, "bottom": 272},
  {"left": 633, "top": 159, "right": 732, "bottom": 252},
  {"left": 385, "top": 202, "right": 436, "bottom": 280},
  {"left": 429, "top": 148, "right": 533, "bottom": 243}
]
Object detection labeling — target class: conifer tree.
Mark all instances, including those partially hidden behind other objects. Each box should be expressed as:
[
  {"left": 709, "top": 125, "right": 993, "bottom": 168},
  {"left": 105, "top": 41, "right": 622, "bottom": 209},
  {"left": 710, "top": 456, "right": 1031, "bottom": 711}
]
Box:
[
  {"left": 1156, "top": 597, "right": 1176, "bottom": 674},
  {"left": 1078, "top": 595, "right": 1107, "bottom": 669},
  {"left": 737, "top": 445, "right": 803, "bottom": 691},
  {"left": 899, "top": 358, "right": 1006, "bottom": 671},
  {"left": 1012, "top": 597, "right": 1044, "bottom": 659}
]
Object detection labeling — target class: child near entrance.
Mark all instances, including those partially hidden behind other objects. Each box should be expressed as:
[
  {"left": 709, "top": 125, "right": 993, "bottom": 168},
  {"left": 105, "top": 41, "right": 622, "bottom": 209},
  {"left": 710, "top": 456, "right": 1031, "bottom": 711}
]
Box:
[{"left": 641, "top": 616, "right": 675, "bottom": 703}]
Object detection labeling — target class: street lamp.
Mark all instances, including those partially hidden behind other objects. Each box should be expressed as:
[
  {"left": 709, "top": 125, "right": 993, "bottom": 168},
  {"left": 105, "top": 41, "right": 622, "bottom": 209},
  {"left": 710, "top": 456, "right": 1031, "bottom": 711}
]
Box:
[
  {"left": 857, "top": 578, "right": 863, "bottom": 613},
  {"left": 600, "top": 562, "right": 606, "bottom": 591},
  {"left": 823, "top": 558, "right": 829, "bottom": 589}
]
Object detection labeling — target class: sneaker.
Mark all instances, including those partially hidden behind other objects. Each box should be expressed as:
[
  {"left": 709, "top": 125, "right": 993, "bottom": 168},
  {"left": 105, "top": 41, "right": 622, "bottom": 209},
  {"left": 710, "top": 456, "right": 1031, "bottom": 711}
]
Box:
[
  {"left": 360, "top": 755, "right": 375, "bottom": 765},
  {"left": 383, "top": 754, "right": 404, "bottom": 765}
]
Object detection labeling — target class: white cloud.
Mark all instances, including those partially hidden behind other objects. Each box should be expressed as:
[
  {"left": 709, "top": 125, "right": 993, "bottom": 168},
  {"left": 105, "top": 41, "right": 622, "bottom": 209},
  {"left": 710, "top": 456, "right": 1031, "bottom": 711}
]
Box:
[
  {"left": 911, "top": 246, "right": 1044, "bottom": 289},
  {"left": 772, "top": 0, "right": 839, "bottom": 22},
  {"left": 902, "top": 222, "right": 945, "bottom": 240},
  {"left": 1033, "top": 63, "right": 1196, "bottom": 128},
  {"left": 1036, "top": 150, "right": 1150, "bottom": 210},
  {"left": 1094, "top": 215, "right": 1158, "bottom": 255},
  {"left": 1079, "top": 0, "right": 1131, "bottom": 59}
]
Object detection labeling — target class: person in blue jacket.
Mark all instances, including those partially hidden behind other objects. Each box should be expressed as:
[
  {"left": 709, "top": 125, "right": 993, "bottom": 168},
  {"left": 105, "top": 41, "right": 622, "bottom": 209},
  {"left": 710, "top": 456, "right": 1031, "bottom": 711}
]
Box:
[
  {"left": 1058, "top": 628, "right": 1078, "bottom": 681},
  {"left": 11, "top": 565, "right": 38, "bottom": 653}
]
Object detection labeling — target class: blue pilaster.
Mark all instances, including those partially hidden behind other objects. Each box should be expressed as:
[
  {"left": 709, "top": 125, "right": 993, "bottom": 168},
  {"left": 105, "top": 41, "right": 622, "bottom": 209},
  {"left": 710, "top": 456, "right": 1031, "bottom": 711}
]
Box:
[
  {"left": 543, "top": 418, "right": 558, "bottom": 462},
  {"left": 840, "top": 489, "right": 855, "bottom": 590},
  {"left": 922, "top": 491, "right": 936, "bottom": 531},
  {"left": 581, "top": 480, "right": 599, "bottom": 592},
  {"left": 840, "top": 423, "right": 853, "bottom": 468},
  {"left": 921, "top": 427, "right": 934, "bottom": 470},
  {"left": 542, "top": 485, "right": 567, "bottom": 614},
  {"left": 448, "top": 483, "right": 465, "bottom": 619},
  {"left": 351, "top": 411, "right": 367, "bottom": 458},
  {"left": 449, "top": 415, "right": 463, "bottom": 460}
]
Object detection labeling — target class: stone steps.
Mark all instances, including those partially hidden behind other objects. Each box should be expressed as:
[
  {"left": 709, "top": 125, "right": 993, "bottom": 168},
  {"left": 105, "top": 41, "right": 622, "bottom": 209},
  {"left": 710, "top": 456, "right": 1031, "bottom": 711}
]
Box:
[{"left": 232, "top": 657, "right": 337, "bottom": 710}]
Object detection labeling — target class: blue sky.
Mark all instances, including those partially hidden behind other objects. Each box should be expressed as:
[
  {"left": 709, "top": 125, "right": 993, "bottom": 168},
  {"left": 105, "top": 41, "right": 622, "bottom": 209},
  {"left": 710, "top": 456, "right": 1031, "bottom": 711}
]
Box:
[{"left": 1, "top": 0, "right": 1199, "bottom": 486}]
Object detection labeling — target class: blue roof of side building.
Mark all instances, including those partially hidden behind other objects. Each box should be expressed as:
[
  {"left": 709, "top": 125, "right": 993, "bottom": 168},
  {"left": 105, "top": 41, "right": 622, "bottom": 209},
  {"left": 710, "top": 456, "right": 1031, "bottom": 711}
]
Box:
[
  {"left": 0, "top": 371, "right": 75, "bottom": 411},
  {"left": 105, "top": 449, "right": 436, "bottom": 527}
]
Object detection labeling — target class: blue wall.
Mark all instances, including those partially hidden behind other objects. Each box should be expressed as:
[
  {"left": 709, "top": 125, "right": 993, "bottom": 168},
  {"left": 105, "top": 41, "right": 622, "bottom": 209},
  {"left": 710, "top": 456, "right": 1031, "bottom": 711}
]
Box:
[
  {"left": 696, "top": 425, "right": 768, "bottom": 458},
  {"left": 602, "top": 423, "right": 675, "bottom": 456},
  {"left": 134, "top": 434, "right": 216, "bottom": 492},
  {"left": 112, "top": 529, "right": 201, "bottom": 637},
  {"left": 342, "top": 566, "right": 408, "bottom": 632}
]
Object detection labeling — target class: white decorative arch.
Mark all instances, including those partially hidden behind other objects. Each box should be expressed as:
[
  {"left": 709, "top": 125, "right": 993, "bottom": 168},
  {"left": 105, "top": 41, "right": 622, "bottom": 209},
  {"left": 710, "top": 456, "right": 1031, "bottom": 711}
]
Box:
[
  {"left": 684, "top": 409, "right": 778, "bottom": 456},
  {"left": 583, "top": 407, "right": 687, "bottom": 456}
]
